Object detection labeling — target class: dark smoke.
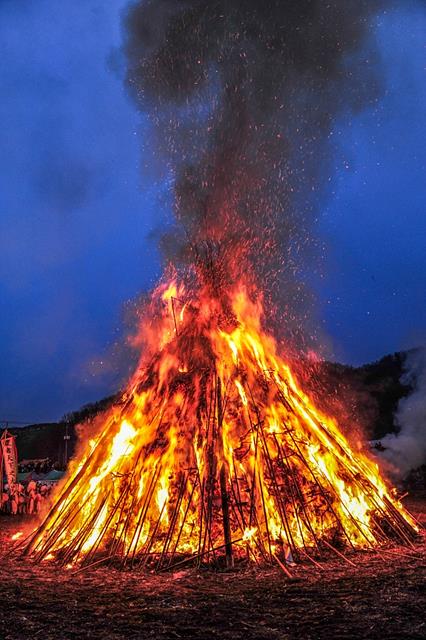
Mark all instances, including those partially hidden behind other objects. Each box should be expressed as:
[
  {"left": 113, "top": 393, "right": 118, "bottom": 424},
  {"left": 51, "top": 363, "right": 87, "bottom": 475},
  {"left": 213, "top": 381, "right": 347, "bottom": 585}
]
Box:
[{"left": 123, "top": 0, "right": 384, "bottom": 345}]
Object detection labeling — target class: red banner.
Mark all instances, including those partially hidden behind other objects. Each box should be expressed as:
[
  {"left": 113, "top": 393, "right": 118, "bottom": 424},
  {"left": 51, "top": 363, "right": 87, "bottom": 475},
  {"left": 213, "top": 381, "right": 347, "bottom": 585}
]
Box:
[
  {"left": 0, "top": 432, "right": 17, "bottom": 489},
  {"left": 0, "top": 445, "right": 3, "bottom": 495}
]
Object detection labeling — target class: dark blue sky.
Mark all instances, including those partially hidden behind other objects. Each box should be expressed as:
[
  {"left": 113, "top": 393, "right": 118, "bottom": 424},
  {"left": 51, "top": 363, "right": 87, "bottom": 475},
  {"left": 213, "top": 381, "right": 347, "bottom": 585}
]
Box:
[{"left": 1, "top": 1, "right": 425, "bottom": 423}]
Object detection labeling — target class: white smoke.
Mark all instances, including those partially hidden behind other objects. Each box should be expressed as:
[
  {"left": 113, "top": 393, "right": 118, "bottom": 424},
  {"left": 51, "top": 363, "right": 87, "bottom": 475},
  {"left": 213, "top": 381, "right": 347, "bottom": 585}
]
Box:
[{"left": 380, "top": 347, "right": 426, "bottom": 478}]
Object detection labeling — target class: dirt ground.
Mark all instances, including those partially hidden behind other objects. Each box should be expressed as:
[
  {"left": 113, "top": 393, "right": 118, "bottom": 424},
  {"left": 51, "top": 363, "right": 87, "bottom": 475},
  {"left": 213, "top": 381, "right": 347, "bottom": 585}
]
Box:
[{"left": 0, "top": 495, "right": 425, "bottom": 640}]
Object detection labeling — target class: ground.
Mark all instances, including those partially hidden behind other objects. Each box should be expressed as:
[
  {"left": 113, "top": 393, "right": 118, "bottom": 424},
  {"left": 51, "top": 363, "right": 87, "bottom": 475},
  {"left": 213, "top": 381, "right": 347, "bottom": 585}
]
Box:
[{"left": 0, "top": 495, "right": 425, "bottom": 640}]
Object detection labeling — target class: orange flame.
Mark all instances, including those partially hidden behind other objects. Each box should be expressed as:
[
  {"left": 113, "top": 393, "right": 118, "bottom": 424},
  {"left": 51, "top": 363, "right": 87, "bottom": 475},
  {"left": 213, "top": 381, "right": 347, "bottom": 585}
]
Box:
[{"left": 27, "top": 275, "right": 417, "bottom": 568}]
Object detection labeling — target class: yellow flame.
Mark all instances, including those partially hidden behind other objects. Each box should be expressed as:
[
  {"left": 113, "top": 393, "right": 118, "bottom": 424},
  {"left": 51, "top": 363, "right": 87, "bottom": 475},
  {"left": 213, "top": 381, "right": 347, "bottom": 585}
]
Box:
[
  {"left": 28, "top": 277, "right": 417, "bottom": 566},
  {"left": 11, "top": 531, "right": 23, "bottom": 541}
]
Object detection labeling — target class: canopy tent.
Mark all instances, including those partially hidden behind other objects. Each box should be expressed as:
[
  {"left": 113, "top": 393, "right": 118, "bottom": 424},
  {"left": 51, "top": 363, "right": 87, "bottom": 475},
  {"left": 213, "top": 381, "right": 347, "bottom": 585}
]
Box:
[
  {"left": 13, "top": 470, "right": 64, "bottom": 484},
  {"left": 16, "top": 471, "right": 45, "bottom": 483},
  {"left": 43, "top": 470, "right": 64, "bottom": 482}
]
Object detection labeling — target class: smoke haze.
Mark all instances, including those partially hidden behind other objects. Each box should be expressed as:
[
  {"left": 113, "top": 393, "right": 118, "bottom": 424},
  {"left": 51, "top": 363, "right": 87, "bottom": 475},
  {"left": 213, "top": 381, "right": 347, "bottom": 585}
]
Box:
[
  {"left": 380, "top": 348, "right": 426, "bottom": 478},
  {"left": 124, "top": 0, "right": 384, "bottom": 344}
]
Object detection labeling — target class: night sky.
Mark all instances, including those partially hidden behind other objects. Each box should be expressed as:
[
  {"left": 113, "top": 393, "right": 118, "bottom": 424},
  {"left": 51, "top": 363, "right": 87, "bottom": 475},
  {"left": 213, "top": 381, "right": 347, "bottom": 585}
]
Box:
[{"left": 1, "top": 1, "right": 425, "bottom": 423}]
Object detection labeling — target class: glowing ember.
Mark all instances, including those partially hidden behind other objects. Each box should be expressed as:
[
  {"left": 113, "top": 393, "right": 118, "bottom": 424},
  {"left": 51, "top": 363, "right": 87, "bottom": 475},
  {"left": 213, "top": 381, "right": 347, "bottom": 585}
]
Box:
[
  {"left": 11, "top": 531, "right": 23, "bottom": 541},
  {"left": 26, "top": 271, "right": 417, "bottom": 569}
]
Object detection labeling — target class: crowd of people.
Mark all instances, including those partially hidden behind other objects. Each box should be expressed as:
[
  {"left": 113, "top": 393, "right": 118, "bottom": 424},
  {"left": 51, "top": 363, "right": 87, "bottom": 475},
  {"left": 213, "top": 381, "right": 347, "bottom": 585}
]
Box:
[
  {"left": 18, "top": 458, "right": 64, "bottom": 475},
  {"left": 1, "top": 456, "right": 64, "bottom": 516},
  {"left": 1, "top": 480, "right": 53, "bottom": 515}
]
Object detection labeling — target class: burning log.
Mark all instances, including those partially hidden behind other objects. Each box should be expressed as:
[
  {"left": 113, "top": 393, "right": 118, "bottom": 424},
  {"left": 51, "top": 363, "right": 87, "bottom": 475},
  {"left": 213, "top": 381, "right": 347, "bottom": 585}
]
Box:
[{"left": 24, "top": 271, "right": 419, "bottom": 571}]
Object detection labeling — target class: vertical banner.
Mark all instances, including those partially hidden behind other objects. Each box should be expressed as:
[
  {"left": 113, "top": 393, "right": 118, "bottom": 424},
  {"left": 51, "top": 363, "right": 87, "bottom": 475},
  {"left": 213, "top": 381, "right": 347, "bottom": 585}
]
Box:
[
  {"left": 0, "top": 431, "right": 18, "bottom": 489},
  {"left": 0, "top": 444, "right": 3, "bottom": 496}
]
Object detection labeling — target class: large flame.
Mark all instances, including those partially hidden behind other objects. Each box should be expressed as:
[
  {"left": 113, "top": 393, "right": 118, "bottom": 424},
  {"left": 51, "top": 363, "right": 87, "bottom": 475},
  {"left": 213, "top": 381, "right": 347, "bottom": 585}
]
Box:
[{"left": 27, "top": 270, "right": 417, "bottom": 569}]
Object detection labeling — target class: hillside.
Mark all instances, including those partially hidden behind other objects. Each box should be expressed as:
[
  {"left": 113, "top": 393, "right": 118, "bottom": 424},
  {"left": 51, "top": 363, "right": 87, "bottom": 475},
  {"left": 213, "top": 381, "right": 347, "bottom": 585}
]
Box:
[
  {"left": 315, "top": 350, "right": 413, "bottom": 439},
  {"left": 2, "top": 394, "right": 118, "bottom": 468}
]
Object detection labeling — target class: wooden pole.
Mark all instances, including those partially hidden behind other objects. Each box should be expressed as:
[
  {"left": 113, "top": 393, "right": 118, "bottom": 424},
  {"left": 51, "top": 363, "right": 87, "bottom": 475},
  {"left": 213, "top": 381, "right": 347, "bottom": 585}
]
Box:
[
  {"left": 217, "top": 376, "right": 233, "bottom": 568},
  {"left": 219, "top": 464, "right": 233, "bottom": 568}
]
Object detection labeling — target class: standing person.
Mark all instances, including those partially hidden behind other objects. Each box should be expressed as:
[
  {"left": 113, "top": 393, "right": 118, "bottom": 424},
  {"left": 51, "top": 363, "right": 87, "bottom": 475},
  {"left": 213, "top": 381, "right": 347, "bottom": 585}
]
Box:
[
  {"left": 35, "top": 486, "right": 42, "bottom": 513},
  {"left": 10, "top": 485, "right": 18, "bottom": 515},
  {"left": 39, "top": 484, "right": 49, "bottom": 510},
  {"left": 27, "top": 479, "right": 37, "bottom": 514},
  {"left": 16, "top": 482, "right": 25, "bottom": 514},
  {"left": 1, "top": 488, "right": 9, "bottom": 513}
]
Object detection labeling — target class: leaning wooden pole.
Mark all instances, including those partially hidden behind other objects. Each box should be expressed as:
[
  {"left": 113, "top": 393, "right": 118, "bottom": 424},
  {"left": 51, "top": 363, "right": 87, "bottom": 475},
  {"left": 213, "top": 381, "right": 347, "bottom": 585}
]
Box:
[
  {"left": 217, "top": 376, "right": 234, "bottom": 568},
  {"left": 219, "top": 464, "right": 233, "bottom": 568}
]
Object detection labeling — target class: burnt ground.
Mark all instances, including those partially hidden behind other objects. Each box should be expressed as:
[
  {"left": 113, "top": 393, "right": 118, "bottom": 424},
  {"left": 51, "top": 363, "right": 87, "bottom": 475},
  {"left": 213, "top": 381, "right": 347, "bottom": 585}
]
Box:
[{"left": 0, "top": 495, "right": 425, "bottom": 640}]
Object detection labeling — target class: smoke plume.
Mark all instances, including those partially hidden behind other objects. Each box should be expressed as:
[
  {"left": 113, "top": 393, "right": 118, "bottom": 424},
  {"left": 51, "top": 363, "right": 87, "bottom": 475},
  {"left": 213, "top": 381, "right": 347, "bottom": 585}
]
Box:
[
  {"left": 123, "top": 0, "right": 384, "bottom": 343},
  {"left": 380, "top": 348, "right": 426, "bottom": 478}
]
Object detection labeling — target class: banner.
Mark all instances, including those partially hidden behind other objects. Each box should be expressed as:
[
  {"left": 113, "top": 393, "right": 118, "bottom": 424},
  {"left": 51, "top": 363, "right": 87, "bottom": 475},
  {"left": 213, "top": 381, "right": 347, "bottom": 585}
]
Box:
[
  {"left": 0, "top": 432, "right": 17, "bottom": 489},
  {"left": 0, "top": 444, "right": 3, "bottom": 495}
]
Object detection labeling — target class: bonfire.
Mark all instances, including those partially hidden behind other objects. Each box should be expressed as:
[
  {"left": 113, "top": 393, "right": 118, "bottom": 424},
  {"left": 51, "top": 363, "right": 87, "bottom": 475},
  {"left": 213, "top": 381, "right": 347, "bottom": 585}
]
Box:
[{"left": 25, "top": 251, "right": 417, "bottom": 571}]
